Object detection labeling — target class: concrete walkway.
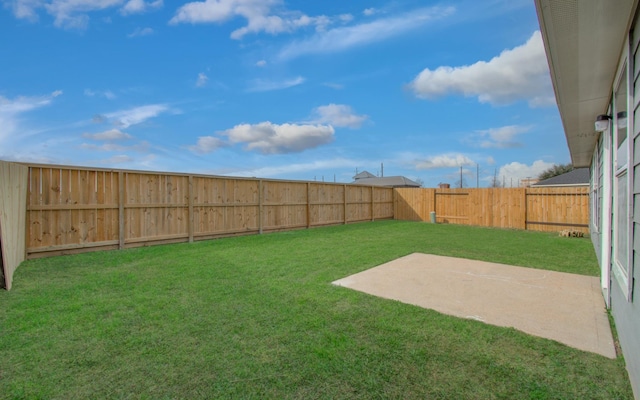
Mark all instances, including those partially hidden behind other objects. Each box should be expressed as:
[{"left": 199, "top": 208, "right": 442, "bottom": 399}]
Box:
[{"left": 332, "top": 253, "right": 615, "bottom": 358}]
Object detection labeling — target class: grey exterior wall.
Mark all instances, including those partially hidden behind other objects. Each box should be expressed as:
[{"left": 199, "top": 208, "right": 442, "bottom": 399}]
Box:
[
  {"left": 588, "top": 10, "right": 640, "bottom": 396},
  {"left": 616, "top": 14, "right": 640, "bottom": 396},
  {"left": 591, "top": 140, "right": 604, "bottom": 261},
  {"left": 611, "top": 278, "right": 639, "bottom": 396}
]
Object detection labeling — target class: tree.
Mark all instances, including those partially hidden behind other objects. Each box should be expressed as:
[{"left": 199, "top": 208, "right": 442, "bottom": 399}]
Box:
[
  {"left": 489, "top": 176, "right": 502, "bottom": 188},
  {"left": 489, "top": 168, "right": 502, "bottom": 188},
  {"left": 538, "top": 163, "right": 573, "bottom": 180},
  {"left": 455, "top": 177, "right": 468, "bottom": 188}
]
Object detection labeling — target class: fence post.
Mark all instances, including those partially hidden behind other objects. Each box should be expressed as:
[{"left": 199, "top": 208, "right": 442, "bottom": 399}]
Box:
[
  {"left": 371, "top": 186, "right": 375, "bottom": 221},
  {"left": 393, "top": 189, "right": 397, "bottom": 220},
  {"left": 306, "top": 182, "right": 311, "bottom": 229},
  {"left": 24, "top": 167, "right": 30, "bottom": 260},
  {"left": 432, "top": 189, "right": 437, "bottom": 221},
  {"left": 259, "top": 180, "right": 263, "bottom": 234},
  {"left": 188, "top": 175, "right": 194, "bottom": 243},
  {"left": 343, "top": 184, "right": 347, "bottom": 224},
  {"left": 523, "top": 188, "right": 528, "bottom": 231},
  {"left": 492, "top": 189, "right": 497, "bottom": 228},
  {"left": 118, "top": 171, "right": 125, "bottom": 249}
]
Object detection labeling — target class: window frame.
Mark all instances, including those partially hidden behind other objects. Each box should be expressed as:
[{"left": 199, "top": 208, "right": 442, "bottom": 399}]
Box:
[{"left": 612, "top": 37, "right": 633, "bottom": 301}]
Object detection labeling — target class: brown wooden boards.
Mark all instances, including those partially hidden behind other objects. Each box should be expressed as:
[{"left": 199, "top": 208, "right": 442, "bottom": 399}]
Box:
[
  {"left": 0, "top": 161, "right": 28, "bottom": 290},
  {"left": 395, "top": 187, "right": 588, "bottom": 233},
  {"left": 18, "top": 163, "right": 393, "bottom": 259}
]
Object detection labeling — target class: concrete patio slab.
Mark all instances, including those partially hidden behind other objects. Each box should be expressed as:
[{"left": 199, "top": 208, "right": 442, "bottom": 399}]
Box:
[{"left": 332, "top": 253, "right": 615, "bottom": 358}]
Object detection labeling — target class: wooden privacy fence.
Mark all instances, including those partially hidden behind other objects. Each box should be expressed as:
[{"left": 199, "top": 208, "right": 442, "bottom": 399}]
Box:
[
  {"left": 0, "top": 162, "right": 28, "bottom": 290},
  {"left": 0, "top": 159, "right": 591, "bottom": 290},
  {"left": 394, "top": 187, "right": 589, "bottom": 233},
  {"left": 23, "top": 164, "right": 393, "bottom": 260}
]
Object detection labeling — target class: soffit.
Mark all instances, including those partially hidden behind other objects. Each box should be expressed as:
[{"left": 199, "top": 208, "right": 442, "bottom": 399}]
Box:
[{"left": 535, "top": 0, "right": 636, "bottom": 167}]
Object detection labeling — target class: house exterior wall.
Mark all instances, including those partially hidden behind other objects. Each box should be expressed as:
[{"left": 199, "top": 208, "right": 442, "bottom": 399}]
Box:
[
  {"left": 611, "top": 275, "right": 640, "bottom": 396},
  {"left": 610, "top": 11, "right": 640, "bottom": 396},
  {"left": 591, "top": 141, "right": 604, "bottom": 262},
  {"left": 588, "top": 8, "right": 640, "bottom": 396},
  {"left": 537, "top": 0, "right": 640, "bottom": 394}
]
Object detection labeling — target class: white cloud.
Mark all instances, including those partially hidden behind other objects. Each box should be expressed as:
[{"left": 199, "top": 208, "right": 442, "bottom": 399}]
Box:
[
  {"left": 323, "top": 82, "right": 343, "bottom": 90},
  {"left": 84, "top": 88, "right": 117, "bottom": 99},
  {"left": 7, "top": 0, "right": 43, "bottom": 21},
  {"left": 127, "top": 27, "right": 154, "bottom": 37},
  {"left": 338, "top": 13, "right": 353, "bottom": 23},
  {"left": 246, "top": 76, "right": 304, "bottom": 92},
  {"left": 229, "top": 12, "right": 327, "bottom": 40},
  {"left": 169, "top": 0, "right": 275, "bottom": 25},
  {"left": 82, "top": 128, "right": 132, "bottom": 141},
  {"left": 363, "top": 8, "right": 377, "bottom": 16},
  {"left": 409, "top": 31, "right": 554, "bottom": 107},
  {"left": 169, "top": 0, "right": 347, "bottom": 40},
  {"left": 467, "top": 125, "right": 531, "bottom": 149},
  {"left": 104, "top": 104, "right": 170, "bottom": 128},
  {"left": 120, "top": 0, "right": 162, "bottom": 15},
  {"left": 311, "top": 104, "right": 367, "bottom": 128},
  {"left": 196, "top": 72, "right": 209, "bottom": 87},
  {"left": 95, "top": 154, "right": 157, "bottom": 167},
  {"left": 98, "top": 155, "right": 135, "bottom": 164},
  {"left": 256, "top": 60, "right": 267, "bottom": 67},
  {"left": 188, "top": 136, "right": 226, "bottom": 154},
  {"left": 0, "top": 90, "right": 61, "bottom": 144},
  {"left": 6, "top": 0, "right": 161, "bottom": 29},
  {"left": 80, "top": 141, "right": 150, "bottom": 152},
  {"left": 498, "top": 160, "right": 554, "bottom": 182},
  {"left": 414, "top": 153, "right": 475, "bottom": 170},
  {"left": 278, "top": 6, "right": 455, "bottom": 60},
  {"left": 46, "top": 0, "right": 122, "bottom": 29},
  {"left": 229, "top": 157, "right": 361, "bottom": 178},
  {"left": 219, "top": 121, "right": 334, "bottom": 154}
]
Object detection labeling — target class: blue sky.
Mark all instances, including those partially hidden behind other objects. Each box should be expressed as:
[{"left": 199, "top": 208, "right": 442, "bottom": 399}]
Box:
[{"left": 0, "top": 0, "right": 569, "bottom": 187}]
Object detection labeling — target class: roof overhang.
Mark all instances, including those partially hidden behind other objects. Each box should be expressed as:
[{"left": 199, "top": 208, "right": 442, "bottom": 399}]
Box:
[{"left": 534, "top": 0, "right": 637, "bottom": 167}]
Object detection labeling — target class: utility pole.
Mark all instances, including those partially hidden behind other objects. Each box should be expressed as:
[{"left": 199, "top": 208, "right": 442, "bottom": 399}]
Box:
[
  {"left": 460, "top": 166, "right": 463, "bottom": 188},
  {"left": 476, "top": 163, "right": 479, "bottom": 188},
  {"left": 381, "top": 162, "right": 384, "bottom": 177}
]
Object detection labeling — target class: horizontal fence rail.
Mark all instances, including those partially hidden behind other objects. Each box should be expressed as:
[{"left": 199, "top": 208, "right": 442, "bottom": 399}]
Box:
[
  {"left": 23, "top": 164, "right": 394, "bottom": 259},
  {"left": 394, "top": 187, "right": 589, "bottom": 233}
]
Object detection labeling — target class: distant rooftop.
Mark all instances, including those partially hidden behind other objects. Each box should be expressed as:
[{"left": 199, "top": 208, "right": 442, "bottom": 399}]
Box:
[
  {"left": 533, "top": 168, "right": 590, "bottom": 187},
  {"left": 353, "top": 171, "right": 376, "bottom": 180},
  {"left": 351, "top": 171, "right": 420, "bottom": 188}
]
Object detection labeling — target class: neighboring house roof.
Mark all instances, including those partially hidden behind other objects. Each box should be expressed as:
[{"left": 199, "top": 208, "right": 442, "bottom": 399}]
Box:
[
  {"left": 351, "top": 176, "right": 421, "bottom": 188},
  {"left": 534, "top": 0, "right": 635, "bottom": 167},
  {"left": 533, "top": 168, "right": 590, "bottom": 187},
  {"left": 353, "top": 171, "right": 376, "bottom": 180}
]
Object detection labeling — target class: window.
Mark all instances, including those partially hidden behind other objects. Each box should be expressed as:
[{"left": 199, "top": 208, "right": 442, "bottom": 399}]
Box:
[
  {"left": 615, "top": 170, "right": 628, "bottom": 268},
  {"left": 612, "top": 54, "right": 631, "bottom": 299}
]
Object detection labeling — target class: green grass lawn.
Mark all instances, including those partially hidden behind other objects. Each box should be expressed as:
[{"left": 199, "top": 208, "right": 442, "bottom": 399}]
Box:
[{"left": 0, "top": 221, "right": 633, "bottom": 399}]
